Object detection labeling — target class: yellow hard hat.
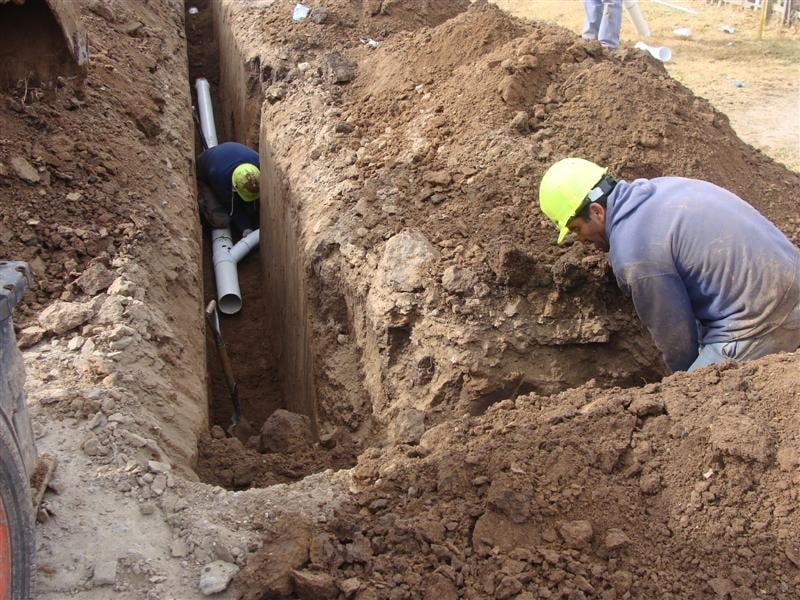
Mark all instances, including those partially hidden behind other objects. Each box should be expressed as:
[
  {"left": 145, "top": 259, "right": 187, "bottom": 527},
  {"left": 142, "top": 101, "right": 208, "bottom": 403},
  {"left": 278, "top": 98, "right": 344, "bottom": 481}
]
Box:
[
  {"left": 538, "top": 158, "right": 607, "bottom": 244},
  {"left": 231, "top": 163, "right": 260, "bottom": 202}
]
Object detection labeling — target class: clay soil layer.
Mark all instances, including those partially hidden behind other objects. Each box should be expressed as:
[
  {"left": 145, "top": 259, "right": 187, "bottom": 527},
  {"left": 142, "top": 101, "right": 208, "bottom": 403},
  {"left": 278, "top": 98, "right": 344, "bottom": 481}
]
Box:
[{"left": 0, "top": 0, "right": 798, "bottom": 598}]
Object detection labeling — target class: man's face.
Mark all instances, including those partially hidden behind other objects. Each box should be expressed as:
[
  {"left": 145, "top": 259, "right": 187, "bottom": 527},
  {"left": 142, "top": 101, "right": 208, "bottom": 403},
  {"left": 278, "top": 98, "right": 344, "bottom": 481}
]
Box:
[{"left": 566, "top": 203, "right": 609, "bottom": 252}]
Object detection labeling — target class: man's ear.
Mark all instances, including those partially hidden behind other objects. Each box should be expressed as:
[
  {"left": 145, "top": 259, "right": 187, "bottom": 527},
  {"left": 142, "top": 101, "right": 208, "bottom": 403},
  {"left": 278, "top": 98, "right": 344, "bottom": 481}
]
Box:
[{"left": 589, "top": 203, "right": 605, "bottom": 221}]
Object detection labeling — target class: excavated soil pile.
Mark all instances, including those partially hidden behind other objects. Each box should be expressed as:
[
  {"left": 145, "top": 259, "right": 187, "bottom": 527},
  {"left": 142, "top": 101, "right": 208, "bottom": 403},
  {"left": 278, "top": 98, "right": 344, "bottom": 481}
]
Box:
[
  {"left": 239, "top": 356, "right": 800, "bottom": 599},
  {"left": 228, "top": 2, "right": 800, "bottom": 598}
]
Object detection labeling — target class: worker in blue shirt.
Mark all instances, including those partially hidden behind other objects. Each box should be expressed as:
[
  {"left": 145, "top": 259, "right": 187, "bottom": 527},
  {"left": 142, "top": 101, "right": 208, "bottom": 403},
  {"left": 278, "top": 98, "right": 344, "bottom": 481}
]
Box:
[
  {"left": 539, "top": 158, "right": 800, "bottom": 372},
  {"left": 196, "top": 142, "right": 260, "bottom": 235}
]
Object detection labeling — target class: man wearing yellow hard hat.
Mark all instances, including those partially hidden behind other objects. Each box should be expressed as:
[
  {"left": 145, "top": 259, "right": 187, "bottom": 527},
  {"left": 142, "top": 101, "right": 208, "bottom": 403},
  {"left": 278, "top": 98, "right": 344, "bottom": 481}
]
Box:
[
  {"left": 196, "top": 141, "right": 260, "bottom": 235},
  {"left": 538, "top": 157, "right": 800, "bottom": 373}
]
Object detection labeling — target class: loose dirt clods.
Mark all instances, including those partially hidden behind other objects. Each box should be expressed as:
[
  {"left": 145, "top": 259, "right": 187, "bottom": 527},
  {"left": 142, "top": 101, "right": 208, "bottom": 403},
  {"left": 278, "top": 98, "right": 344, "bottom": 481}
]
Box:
[{"left": 0, "top": 0, "right": 798, "bottom": 598}]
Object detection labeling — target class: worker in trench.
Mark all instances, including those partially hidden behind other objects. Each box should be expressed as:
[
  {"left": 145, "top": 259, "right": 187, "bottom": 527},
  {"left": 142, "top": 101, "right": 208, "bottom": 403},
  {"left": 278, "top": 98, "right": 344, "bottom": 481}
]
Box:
[
  {"left": 196, "top": 141, "right": 260, "bottom": 237},
  {"left": 538, "top": 157, "right": 800, "bottom": 373}
]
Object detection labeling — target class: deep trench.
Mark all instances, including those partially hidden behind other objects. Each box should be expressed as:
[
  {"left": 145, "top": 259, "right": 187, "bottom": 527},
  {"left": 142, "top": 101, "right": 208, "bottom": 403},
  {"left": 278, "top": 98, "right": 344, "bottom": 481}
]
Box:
[
  {"left": 186, "top": 0, "right": 361, "bottom": 489},
  {"left": 183, "top": 0, "right": 664, "bottom": 490}
]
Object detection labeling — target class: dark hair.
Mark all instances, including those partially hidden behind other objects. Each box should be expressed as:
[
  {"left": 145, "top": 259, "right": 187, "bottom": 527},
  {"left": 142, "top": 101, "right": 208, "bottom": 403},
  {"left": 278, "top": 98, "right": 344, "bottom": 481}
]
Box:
[
  {"left": 573, "top": 175, "right": 616, "bottom": 221},
  {"left": 574, "top": 195, "right": 607, "bottom": 222}
]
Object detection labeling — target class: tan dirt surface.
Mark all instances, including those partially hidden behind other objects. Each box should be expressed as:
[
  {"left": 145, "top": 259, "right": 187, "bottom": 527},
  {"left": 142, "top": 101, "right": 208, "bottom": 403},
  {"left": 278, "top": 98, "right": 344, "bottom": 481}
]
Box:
[{"left": 0, "top": 0, "right": 797, "bottom": 598}]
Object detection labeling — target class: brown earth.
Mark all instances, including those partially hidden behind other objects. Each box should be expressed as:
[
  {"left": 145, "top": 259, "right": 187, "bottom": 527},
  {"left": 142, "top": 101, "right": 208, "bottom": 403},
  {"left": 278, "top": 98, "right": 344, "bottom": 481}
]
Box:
[{"left": 0, "top": 0, "right": 798, "bottom": 598}]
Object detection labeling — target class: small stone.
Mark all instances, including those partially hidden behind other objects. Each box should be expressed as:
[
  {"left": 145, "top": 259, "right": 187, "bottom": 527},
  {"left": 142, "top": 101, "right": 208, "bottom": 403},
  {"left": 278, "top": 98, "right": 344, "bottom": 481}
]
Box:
[
  {"left": 151, "top": 474, "right": 167, "bottom": 495},
  {"left": 210, "top": 425, "right": 226, "bottom": 439},
  {"left": 17, "top": 326, "right": 45, "bottom": 348},
  {"left": 74, "top": 263, "right": 115, "bottom": 295},
  {"left": 510, "top": 111, "right": 530, "bottom": 133},
  {"left": 339, "top": 577, "right": 362, "bottom": 596},
  {"left": 67, "top": 336, "right": 85, "bottom": 351},
  {"left": 38, "top": 301, "right": 94, "bottom": 335},
  {"left": 266, "top": 85, "right": 287, "bottom": 103},
  {"left": 199, "top": 561, "right": 239, "bottom": 595},
  {"left": 422, "top": 170, "right": 452, "bottom": 187},
  {"left": 604, "top": 528, "right": 631, "bottom": 551},
  {"left": 335, "top": 121, "right": 354, "bottom": 134},
  {"left": 387, "top": 408, "right": 425, "bottom": 445},
  {"left": 291, "top": 569, "right": 338, "bottom": 599},
  {"left": 10, "top": 156, "right": 40, "bottom": 183},
  {"left": 368, "top": 498, "right": 388, "bottom": 512},
  {"left": 327, "top": 52, "right": 356, "bottom": 83},
  {"left": 557, "top": 520, "right": 593, "bottom": 549},
  {"left": 148, "top": 460, "right": 171, "bottom": 474},
  {"left": 139, "top": 502, "right": 156, "bottom": 515},
  {"left": 92, "top": 559, "right": 117, "bottom": 586},
  {"left": 628, "top": 396, "right": 664, "bottom": 417},
  {"left": 260, "top": 409, "right": 314, "bottom": 453},
  {"left": 171, "top": 538, "right": 190, "bottom": 558},
  {"left": 81, "top": 434, "right": 108, "bottom": 457},
  {"left": 309, "top": 6, "right": 328, "bottom": 23}
]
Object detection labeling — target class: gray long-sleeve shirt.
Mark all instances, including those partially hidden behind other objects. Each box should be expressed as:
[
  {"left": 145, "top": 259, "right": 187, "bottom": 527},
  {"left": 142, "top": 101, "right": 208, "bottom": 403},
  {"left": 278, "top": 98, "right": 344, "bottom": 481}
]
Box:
[{"left": 605, "top": 177, "right": 800, "bottom": 371}]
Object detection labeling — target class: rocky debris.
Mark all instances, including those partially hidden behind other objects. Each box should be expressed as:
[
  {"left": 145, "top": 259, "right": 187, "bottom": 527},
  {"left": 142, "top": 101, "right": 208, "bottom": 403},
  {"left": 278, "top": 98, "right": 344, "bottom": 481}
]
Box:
[
  {"left": 10, "top": 156, "right": 40, "bottom": 183},
  {"left": 17, "top": 325, "right": 45, "bottom": 348},
  {"left": 326, "top": 52, "right": 356, "bottom": 83},
  {"left": 441, "top": 265, "right": 477, "bottom": 295},
  {"left": 309, "top": 6, "right": 329, "bottom": 24},
  {"left": 604, "top": 528, "right": 631, "bottom": 552},
  {"left": 557, "top": 519, "right": 594, "bottom": 549},
  {"left": 260, "top": 409, "right": 314, "bottom": 453},
  {"left": 387, "top": 408, "right": 425, "bottom": 445},
  {"left": 237, "top": 516, "right": 312, "bottom": 597},
  {"left": 291, "top": 569, "right": 338, "bottom": 599},
  {"left": 38, "top": 301, "right": 94, "bottom": 335},
  {"left": 376, "top": 229, "right": 439, "bottom": 292},
  {"left": 199, "top": 560, "right": 239, "bottom": 595},
  {"left": 74, "top": 262, "right": 115, "bottom": 295}
]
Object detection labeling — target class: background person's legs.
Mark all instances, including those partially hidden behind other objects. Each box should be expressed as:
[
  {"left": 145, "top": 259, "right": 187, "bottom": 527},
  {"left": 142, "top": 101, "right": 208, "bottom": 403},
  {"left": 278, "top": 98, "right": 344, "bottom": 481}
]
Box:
[
  {"left": 582, "top": 0, "right": 602, "bottom": 40},
  {"left": 598, "top": 0, "right": 623, "bottom": 48}
]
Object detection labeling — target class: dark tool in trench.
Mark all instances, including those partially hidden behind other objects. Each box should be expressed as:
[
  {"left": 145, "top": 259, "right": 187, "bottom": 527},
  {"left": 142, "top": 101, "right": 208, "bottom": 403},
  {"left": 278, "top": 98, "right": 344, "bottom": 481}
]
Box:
[{"left": 205, "top": 300, "right": 254, "bottom": 442}]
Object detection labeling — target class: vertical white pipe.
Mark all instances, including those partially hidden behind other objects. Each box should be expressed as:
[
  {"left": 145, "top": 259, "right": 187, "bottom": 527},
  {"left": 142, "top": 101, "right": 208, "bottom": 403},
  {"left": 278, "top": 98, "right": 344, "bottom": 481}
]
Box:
[
  {"left": 195, "top": 78, "right": 259, "bottom": 315},
  {"left": 212, "top": 228, "right": 243, "bottom": 315},
  {"left": 195, "top": 78, "right": 218, "bottom": 149},
  {"left": 624, "top": 0, "right": 651, "bottom": 37}
]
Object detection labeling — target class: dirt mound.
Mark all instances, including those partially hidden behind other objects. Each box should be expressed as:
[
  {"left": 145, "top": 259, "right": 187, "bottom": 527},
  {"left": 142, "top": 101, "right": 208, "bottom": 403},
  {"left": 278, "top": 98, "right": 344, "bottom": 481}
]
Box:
[{"left": 238, "top": 353, "right": 800, "bottom": 598}]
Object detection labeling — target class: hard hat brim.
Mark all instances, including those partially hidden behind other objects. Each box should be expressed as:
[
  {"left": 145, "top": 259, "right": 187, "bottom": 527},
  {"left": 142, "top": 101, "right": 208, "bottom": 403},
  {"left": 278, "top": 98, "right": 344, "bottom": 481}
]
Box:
[
  {"left": 237, "top": 189, "right": 259, "bottom": 202},
  {"left": 557, "top": 226, "right": 570, "bottom": 244}
]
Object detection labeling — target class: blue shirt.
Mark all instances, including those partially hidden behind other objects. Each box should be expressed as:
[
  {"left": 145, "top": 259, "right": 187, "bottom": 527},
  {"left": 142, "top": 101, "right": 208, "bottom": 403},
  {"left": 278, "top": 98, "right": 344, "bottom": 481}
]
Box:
[
  {"left": 196, "top": 142, "right": 260, "bottom": 231},
  {"left": 606, "top": 177, "right": 800, "bottom": 371}
]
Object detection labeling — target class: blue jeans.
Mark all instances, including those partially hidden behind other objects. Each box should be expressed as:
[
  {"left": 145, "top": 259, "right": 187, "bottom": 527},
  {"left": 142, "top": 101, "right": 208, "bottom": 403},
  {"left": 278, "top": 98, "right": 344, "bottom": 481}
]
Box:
[
  {"left": 688, "top": 303, "right": 800, "bottom": 372},
  {"left": 582, "top": 0, "right": 623, "bottom": 49}
]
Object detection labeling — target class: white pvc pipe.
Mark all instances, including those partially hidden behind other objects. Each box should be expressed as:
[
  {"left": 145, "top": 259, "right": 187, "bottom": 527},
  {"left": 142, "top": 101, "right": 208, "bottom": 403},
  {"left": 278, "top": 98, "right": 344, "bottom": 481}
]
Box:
[
  {"left": 212, "top": 228, "right": 242, "bottom": 315},
  {"left": 195, "top": 78, "right": 260, "bottom": 315},
  {"left": 650, "top": 0, "right": 699, "bottom": 15},
  {"left": 229, "top": 229, "right": 261, "bottom": 264},
  {"left": 195, "top": 78, "right": 218, "bottom": 148},
  {"left": 634, "top": 41, "right": 672, "bottom": 61},
  {"left": 624, "top": 0, "right": 651, "bottom": 37}
]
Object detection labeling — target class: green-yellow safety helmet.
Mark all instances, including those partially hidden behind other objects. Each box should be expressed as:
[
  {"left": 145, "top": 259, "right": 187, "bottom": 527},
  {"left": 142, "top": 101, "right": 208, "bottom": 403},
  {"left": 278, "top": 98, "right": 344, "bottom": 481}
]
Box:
[
  {"left": 231, "top": 163, "right": 260, "bottom": 202},
  {"left": 538, "top": 158, "right": 607, "bottom": 244}
]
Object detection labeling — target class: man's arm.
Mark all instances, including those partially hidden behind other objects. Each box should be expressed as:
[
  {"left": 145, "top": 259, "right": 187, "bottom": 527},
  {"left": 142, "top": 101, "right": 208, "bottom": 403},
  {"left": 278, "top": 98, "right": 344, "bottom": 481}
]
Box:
[{"left": 628, "top": 273, "right": 699, "bottom": 372}]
